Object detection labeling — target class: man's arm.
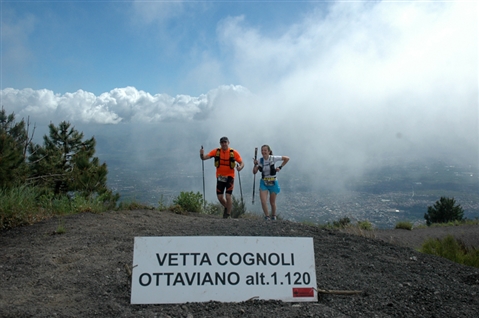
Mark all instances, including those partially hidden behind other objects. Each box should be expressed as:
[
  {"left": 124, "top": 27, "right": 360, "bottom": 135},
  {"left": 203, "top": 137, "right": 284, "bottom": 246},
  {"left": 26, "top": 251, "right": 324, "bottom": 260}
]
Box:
[
  {"left": 237, "top": 160, "right": 244, "bottom": 171},
  {"left": 235, "top": 150, "right": 244, "bottom": 171},
  {"left": 200, "top": 148, "right": 212, "bottom": 160}
]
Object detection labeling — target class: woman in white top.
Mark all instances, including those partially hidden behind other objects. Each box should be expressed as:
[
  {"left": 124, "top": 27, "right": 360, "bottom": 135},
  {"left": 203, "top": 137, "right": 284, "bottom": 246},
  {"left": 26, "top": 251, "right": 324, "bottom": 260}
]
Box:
[{"left": 252, "top": 145, "right": 289, "bottom": 220}]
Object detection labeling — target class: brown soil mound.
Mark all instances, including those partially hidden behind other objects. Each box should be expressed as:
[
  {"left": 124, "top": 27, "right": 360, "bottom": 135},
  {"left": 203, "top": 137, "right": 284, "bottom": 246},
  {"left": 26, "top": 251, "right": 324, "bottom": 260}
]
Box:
[{"left": 1, "top": 210, "right": 478, "bottom": 317}]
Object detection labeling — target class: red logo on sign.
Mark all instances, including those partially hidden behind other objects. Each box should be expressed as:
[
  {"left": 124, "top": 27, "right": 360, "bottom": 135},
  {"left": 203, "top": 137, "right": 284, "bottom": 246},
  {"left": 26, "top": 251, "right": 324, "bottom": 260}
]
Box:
[{"left": 292, "top": 287, "right": 314, "bottom": 297}]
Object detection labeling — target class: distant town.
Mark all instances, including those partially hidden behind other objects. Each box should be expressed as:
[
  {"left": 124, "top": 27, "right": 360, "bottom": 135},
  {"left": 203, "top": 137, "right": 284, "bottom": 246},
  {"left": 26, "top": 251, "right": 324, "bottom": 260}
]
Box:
[{"left": 104, "top": 152, "right": 479, "bottom": 229}]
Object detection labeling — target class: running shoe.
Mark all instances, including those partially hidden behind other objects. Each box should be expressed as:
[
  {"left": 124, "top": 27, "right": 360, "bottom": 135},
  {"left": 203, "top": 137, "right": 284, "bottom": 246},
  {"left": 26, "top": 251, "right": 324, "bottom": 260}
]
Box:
[{"left": 271, "top": 215, "right": 277, "bottom": 221}]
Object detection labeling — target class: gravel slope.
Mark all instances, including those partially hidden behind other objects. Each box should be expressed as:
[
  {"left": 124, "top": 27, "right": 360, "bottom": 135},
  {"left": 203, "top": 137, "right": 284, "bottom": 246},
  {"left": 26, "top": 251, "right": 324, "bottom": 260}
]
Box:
[{"left": 1, "top": 210, "right": 478, "bottom": 317}]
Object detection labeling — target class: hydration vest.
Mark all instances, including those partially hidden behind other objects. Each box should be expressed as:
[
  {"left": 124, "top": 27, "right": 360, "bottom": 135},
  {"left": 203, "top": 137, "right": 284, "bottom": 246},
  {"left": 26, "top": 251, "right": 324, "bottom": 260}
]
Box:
[
  {"left": 214, "top": 148, "right": 236, "bottom": 169},
  {"left": 259, "top": 157, "right": 276, "bottom": 178}
]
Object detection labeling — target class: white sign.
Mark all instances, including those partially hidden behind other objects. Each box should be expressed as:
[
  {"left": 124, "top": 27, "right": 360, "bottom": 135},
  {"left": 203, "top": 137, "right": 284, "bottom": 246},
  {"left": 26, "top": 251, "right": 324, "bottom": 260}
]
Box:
[{"left": 130, "top": 236, "right": 317, "bottom": 304}]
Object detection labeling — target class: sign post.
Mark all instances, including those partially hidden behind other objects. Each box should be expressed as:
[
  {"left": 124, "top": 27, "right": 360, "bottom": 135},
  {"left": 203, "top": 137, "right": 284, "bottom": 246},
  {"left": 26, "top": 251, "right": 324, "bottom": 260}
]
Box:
[{"left": 131, "top": 236, "right": 317, "bottom": 304}]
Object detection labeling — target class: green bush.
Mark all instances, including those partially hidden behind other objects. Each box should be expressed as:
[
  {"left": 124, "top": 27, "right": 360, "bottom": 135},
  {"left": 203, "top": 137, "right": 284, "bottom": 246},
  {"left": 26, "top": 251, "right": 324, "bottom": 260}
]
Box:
[
  {"left": 395, "top": 221, "right": 413, "bottom": 230},
  {"left": 420, "top": 235, "right": 479, "bottom": 268},
  {"left": 173, "top": 191, "right": 203, "bottom": 213}
]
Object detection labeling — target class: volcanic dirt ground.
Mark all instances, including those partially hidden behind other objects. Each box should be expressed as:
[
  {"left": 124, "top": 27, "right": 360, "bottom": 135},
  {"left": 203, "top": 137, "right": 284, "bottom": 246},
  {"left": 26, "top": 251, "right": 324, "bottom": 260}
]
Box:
[{"left": 1, "top": 210, "right": 479, "bottom": 317}]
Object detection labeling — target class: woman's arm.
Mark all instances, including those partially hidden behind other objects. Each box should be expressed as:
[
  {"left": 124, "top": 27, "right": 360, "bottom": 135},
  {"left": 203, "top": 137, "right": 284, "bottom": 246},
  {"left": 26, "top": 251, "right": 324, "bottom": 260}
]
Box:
[
  {"left": 252, "top": 159, "right": 259, "bottom": 174},
  {"left": 276, "top": 156, "right": 289, "bottom": 171}
]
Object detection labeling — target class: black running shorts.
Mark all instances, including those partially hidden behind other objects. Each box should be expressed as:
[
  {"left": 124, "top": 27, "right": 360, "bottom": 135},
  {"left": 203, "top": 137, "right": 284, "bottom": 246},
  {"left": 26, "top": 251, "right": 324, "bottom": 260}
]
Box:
[{"left": 216, "top": 176, "right": 234, "bottom": 195}]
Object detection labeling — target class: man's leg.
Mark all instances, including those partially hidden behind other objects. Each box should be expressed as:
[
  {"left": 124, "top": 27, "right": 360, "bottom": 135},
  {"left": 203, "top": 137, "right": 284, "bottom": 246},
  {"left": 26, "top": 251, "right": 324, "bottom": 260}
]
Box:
[
  {"left": 216, "top": 180, "right": 228, "bottom": 217},
  {"left": 217, "top": 194, "right": 229, "bottom": 218},
  {"left": 223, "top": 176, "right": 234, "bottom": 217},
  {"left": 225, "top": 193, "right": 233, "bottom": 216},
  {"left": 217, "top": 193, "right": 227, "bottom": 207}
]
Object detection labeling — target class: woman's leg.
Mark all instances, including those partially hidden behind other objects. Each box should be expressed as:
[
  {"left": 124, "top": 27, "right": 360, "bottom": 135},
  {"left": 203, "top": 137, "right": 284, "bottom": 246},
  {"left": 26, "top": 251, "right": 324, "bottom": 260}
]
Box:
[
  {"left": 270, "top": 192, "right": 277, "bottom": 217},
  {"left": 260, "top": 190, "right": 269, "bottom": 217}
]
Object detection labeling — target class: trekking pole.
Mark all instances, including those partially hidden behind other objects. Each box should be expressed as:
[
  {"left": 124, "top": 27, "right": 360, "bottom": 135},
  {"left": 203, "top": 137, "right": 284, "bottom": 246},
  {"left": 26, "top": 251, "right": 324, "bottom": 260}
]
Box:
[
  {"left": 201, "top": 145, "right": 206, "bottom": 210},
  {"left": 252, "top": 147, "right": 258, "bottom": 204},
  {"left": 237, "top": 164, "right": 245, "bottom": 214}
]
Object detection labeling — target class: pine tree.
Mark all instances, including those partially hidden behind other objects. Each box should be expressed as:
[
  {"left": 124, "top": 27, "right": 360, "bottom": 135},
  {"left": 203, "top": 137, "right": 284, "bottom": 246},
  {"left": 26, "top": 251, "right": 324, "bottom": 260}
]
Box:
[
  {"left": 424, "top": 196, "right": 464, "bottom": 226},
  {"left": 28, "top": 121, "right": 115, "bottom": 201},
  {"left": 0, "top": 108, "right": 31, "bottom": 188}
]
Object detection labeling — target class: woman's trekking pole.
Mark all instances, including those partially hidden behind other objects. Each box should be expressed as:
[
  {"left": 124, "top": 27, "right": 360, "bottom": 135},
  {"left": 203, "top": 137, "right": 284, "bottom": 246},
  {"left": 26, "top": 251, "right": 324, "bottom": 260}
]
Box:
[
  {"left": 252, "top": 147, "right": 258, "bottom": 204},
  {"left": 237, "top": 164, "right": 245, "bottom": 214},
  {"left": 201, "top": 145, "right": 206, "bottom": 210}
]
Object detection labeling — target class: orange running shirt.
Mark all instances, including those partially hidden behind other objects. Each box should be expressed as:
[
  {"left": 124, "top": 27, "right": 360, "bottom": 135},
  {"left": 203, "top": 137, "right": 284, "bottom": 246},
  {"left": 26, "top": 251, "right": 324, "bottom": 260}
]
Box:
[{"left": 207, "top": 148, "right": 242, "bottom": 178}]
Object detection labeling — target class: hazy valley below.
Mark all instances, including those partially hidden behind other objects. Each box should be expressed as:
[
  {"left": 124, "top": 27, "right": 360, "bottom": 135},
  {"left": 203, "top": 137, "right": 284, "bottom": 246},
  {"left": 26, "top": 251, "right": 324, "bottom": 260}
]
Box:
[{"left": 98, "top": 143, "right": 479, "bottom": 229}]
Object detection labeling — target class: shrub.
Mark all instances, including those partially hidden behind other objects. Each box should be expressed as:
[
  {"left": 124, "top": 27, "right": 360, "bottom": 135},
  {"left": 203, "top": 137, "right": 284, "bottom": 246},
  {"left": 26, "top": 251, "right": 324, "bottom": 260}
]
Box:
[
  {"left": 424, "top": 196, "right": 464, "bottom": 226},
  {"left": 420, "top": 235, "right": 479, "bottom": 268},
  {"left": 203, "top": 202, "right": 223, "bottom": 215},
  {"left": 395, "top": 221, "right": 413, "bottom": 230},
  {"left": 117, "top": 201, "right": 154, "bottom": 211},
  {"left": 200, "top": 196, "right": 247, "bottom": 218},
  {"left": 168, "top": 204, "right": 186, "bottom": 214},
  {"left": 157, "top": 194, "right": 173, "bottom": 211},
  {"left": 231, "top": 195, "right": 246, "bottom": 218},
  {"left": 55, "top": 218, "right": 66, "bottom": 234},
  {"left": 357, "top": 220, "right": 373, "bottom": 230},
  {"left": 321, "top": 217, "right": 351, "bottom": 230},
  {"left": 173, "top": 191, "right": 203, "bottom": 213},
  {"left": 334, "top": 217, "right": 351, "bottom": 229},
  {"left": 1, "top": 186, "right": 117, "bottom": 230},
  {"left": 0, "top": 186, "right": 45, "bottom": 230}
]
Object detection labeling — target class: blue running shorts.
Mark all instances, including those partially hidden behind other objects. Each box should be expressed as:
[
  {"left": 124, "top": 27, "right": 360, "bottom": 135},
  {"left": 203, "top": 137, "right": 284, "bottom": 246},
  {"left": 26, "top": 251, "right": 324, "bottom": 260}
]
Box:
[{"left": 259, "top": 179, "right": 280, "bottom": 194}]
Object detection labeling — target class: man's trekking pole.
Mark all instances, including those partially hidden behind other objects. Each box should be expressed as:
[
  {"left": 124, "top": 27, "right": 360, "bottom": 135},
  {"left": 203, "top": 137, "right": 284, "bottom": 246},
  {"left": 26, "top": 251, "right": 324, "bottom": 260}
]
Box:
[
  {"left": 201, "top": 145, "right": 206, "bottom": 209},
  {"left": 237, "top": 164, "right": 245, "bottom": 214},
  {"left": 252, "top": 147, "right": 258, "bottom": 204}
]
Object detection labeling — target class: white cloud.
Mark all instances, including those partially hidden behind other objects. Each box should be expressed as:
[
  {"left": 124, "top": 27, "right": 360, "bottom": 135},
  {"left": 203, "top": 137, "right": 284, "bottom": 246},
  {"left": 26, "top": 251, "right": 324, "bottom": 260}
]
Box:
[
  {"left": 209, "top": 1, "right": 478, "bottom": 179},
  {"left": 1, "top": 85, "right": 250, "bottom": 125},
  {"left": 217, "top": 1, "right": 476, "bottom": 95}
]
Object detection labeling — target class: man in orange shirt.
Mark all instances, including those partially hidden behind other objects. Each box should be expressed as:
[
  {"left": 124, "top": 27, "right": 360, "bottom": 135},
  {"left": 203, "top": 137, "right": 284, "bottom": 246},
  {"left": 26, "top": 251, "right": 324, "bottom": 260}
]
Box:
[{"left": 200, "top": 137, "right": 244, "bottom": 218}]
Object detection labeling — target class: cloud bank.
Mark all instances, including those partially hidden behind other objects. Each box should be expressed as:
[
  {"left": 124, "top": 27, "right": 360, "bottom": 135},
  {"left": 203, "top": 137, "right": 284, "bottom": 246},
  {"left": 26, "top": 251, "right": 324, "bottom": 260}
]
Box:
[{"left": 1, "top": 85, "right": 250, "bottom": 124}]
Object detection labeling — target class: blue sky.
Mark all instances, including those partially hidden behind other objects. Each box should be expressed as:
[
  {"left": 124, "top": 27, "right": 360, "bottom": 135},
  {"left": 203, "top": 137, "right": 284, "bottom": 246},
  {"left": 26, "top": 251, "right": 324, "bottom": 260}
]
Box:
[
  {"left": 1, "top": 1, "right": 478, "bottom": 185},
  {"left": 2, "top": 0, "right": 317, "bottom": 96}
]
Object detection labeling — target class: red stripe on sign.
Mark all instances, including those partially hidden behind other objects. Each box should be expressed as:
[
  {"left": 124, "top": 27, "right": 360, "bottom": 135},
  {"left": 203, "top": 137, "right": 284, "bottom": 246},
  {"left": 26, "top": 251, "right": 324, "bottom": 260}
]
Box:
[{"left": 292, "top": 287, "right": 314, "bottom": 297}]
